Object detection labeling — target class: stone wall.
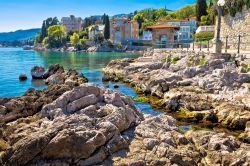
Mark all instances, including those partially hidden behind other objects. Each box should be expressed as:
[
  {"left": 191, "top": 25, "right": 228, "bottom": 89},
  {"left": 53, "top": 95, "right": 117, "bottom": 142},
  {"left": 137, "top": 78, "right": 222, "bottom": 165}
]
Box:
[{"left": 220, "top": 7, "right": 250, "bottom": 50}]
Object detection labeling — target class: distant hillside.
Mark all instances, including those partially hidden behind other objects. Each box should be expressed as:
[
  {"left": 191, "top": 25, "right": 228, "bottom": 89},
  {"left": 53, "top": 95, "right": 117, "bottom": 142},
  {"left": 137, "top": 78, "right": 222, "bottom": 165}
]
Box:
[{"left": 0, "top": 28, "right": 41, "bottom": 42}]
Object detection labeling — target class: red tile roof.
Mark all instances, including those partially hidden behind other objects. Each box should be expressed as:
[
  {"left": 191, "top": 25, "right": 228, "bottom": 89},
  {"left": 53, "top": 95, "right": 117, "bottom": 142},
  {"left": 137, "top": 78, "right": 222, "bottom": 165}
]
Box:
[
  {"left": 147, "top": 24, "right": 180, "bottom": 30},
  {"left": 160, "top": 18, "right": 197, "bottom": 23}
]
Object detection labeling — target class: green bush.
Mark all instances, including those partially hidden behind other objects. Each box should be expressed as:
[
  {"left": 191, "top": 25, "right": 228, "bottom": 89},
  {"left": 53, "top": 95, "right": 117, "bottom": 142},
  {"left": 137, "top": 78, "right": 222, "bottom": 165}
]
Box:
[
  {"left": 106, "top": 40, "right": 114, "bottom": 48},
  {"left": 241, "top": 63, "right": 250, "bottom": 73},
  {"left": 195, "top": 31, "right": 214, "bottom": 41},
  {"left": 172, "top": 56, "right": 181, "bottom": 64},
  {"left": 225, "top": 0, "right": 250, "bottom": 17},
  {"left": 115, "top": 43, "right": 122, "bottom": 49},
  {"left": 199, "top": 58, "right": 206, "bottom": 65}
]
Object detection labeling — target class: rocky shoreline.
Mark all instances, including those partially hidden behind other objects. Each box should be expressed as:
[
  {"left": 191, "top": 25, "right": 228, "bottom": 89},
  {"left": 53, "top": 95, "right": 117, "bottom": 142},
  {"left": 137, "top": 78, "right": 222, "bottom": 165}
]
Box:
[
  {"left": 1, "top": 83, "right": 250, "bottom": 165},
  {"left": 103, "top": 49, "right": 250, "bottom": 143},
  {"left": 33, "top": 45, "right": 144, "bottom": 54},
  {"left": 0, "top": 52, "right": 250, "bottom": 165}
]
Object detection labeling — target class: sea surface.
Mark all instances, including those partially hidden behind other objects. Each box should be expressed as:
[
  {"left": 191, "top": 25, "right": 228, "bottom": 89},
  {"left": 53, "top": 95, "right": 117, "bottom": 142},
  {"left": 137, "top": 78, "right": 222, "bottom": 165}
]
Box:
[{"left": 0, "top": 47, "right": 161, "bottom": 115}]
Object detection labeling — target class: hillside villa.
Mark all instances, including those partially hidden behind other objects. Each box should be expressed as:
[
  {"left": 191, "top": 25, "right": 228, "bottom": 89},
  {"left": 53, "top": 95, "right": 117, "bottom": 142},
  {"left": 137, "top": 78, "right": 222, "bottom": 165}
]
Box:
[
  {"left": 142, "top": 18, "right": 197, "bottom": 47},
  {"left": 61, "top": 15, "right": 83, "bottom": 33},
  {"left": 88, "top": 25, "right": 105, "bottom": 39},
  {"left": 160, "top": 18, "right": 197, "bottom": 43},
  {"left": 110, "top": 18, "right": 139, "bottom": 43}
]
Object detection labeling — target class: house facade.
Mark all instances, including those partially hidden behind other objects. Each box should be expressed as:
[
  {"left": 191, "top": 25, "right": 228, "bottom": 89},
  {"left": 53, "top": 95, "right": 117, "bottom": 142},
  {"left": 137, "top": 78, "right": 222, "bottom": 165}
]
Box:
[
  {"left": 88, "top": 25, "right": 105, "bottom": 39},
  {"left": 142, "top": 31, "right": 153, "bottom": 40},
  {"left": 110, "top": 19, "right": 139, "bottom": 43},
  {"left": 160, "top": 18, "right": 197, "bottom": 43},
  {"left": 196, "top": 25, "right": 215, "bottom": 33},
  {"left": 147, "top": 24, "right": 180, "bottom": 48},
  {"left": 61, "top": 15, "right": 83, "bottom": 33}
]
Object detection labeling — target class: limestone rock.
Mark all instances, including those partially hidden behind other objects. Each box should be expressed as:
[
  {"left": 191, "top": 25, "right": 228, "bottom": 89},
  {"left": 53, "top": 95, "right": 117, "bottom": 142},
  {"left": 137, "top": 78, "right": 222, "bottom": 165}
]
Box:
[
  {"left": 31, "top": 66, "right": 45, "bottom": 79},
  {"left": 0, "top": 84, "right": 143, "bottom": 166}
]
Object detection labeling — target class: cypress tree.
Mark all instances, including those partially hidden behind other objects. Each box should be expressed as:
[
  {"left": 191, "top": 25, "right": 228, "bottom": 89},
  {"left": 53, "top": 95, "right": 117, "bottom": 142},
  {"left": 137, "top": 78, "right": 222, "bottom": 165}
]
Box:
[
  {"left": 196, "top": 0, "right": 208, "bottom": 21},
  {"left": 41, "top": 21, "right": 47, "bottom": 39},
  {"left": 104, "top": 15, "right": 110, "bottom": 39},
  {"left": 102, "top": 14, "right": 106, "bottom": 24}
]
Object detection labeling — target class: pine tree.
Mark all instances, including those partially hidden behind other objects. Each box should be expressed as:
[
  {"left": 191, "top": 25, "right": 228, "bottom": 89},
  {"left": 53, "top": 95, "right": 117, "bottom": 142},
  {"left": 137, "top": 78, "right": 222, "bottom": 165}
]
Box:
[
  {"left": 196, "top": 0, "right": 208, "bottom": 21},
  {"left": 104, "top": 15, "right": 110, "bottom": 40}
]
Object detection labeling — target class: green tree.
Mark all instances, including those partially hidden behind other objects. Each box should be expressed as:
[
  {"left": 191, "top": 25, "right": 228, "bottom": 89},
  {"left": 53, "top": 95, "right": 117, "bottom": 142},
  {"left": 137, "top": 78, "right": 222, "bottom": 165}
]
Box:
[
  {"left": 200, "top": 15, "right": 209, "bottom": 25},
  {"left": 176, "top": 4, "right": 196, "bottom": 19},
  {"left": 34, "top": 32, "right": 42, "bottom": 46},
  {"left": 40, "top": 17, "right": 59, "bottom": 42},
  {"left": 93, "top": 34, "right": 104, "bottom": 45},
  {"left": 104, "top": 15, "right": 110, "bottom": 39},
  {"left": 70, "top": 32, "right": 80, "bottom": 47},
  {"left": 196, "top": 0, "right": 208, "bottom": 21},
  {"left": 133, "top": 13, "right": 144, "bottom": 29},
  {"left": 43, "top": 25, "right": 66, "bottom": 48}
]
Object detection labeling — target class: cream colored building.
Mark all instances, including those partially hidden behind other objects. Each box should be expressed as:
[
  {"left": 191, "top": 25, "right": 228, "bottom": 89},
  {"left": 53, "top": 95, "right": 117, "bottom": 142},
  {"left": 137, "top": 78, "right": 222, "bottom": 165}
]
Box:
[{"left": 61, "top": 15, "right": 83, "bottom": 33}]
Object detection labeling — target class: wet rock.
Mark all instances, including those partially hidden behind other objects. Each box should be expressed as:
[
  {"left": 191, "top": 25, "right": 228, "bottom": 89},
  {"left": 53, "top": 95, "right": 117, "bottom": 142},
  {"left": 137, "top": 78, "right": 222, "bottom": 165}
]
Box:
[
  {"left": 239, "top": 121, "right": 250, "bottom": 143},
  {"left": 43, "top": 64, "right": 64, "bottom": 79},
  {"left": 114, "top": 85, "right": 119, "bottom": 89},
  {"left": 45, "top": 73, "right": 65, "bottom": 85},
  {"left": 102, "top": 75, "right": 110, "bottom": 82},
  {"left": 19, "top": 74, "right": 27, "bottom": 81},
  {"left": 0, "top": 67, "right": 88, "bottom": 124},
  {"left": 31, "top": 66, "right": 45, "bottom": 79}
]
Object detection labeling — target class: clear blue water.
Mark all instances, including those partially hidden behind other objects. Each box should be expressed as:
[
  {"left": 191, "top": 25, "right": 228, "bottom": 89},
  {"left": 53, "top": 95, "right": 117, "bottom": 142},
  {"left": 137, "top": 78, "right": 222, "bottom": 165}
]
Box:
[{"left": 0, "top": 47, "right": 161, "bottom": 115}]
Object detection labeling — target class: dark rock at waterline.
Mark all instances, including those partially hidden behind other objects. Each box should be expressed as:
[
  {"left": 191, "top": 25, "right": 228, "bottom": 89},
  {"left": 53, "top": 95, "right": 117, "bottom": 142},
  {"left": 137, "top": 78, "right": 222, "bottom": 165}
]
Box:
[
  {"left": 43, "top": 64, "right": 64, "bottom": 79},
  {"left": 114, "top": 85, "right": 119, "bottom": 89},
  {"left": 31, "top": 66, "right": 45, "bottom": 79},
  {"left": 0, "top": 68, "right": 88, "bottom": 124},
  {"left": 102, "top": 75, "right": 110, "bottom": 82},
  {"left": 19, "top": 74, "right": 27, "bottom": 81}
]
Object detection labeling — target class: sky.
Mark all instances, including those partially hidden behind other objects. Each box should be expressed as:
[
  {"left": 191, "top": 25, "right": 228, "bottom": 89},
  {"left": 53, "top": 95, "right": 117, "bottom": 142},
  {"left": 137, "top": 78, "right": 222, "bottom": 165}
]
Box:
[{"left": 0, "top": 0, "right": 195, "bottom": 32}]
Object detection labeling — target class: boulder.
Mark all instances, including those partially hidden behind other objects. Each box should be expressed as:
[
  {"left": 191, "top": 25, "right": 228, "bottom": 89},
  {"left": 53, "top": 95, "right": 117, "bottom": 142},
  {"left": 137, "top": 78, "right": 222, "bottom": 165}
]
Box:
[
  {"left": 0, "top": 84, "right": 143, "bottom": 166},
  {"left": 31, "top": 66, "right": 45, "bottom": 79},
  {"left": 19, "top": 74, "right": 27, "bottom": 81},
  {"left": 43, "top": 64, "right": 64, "bottom": 79}
]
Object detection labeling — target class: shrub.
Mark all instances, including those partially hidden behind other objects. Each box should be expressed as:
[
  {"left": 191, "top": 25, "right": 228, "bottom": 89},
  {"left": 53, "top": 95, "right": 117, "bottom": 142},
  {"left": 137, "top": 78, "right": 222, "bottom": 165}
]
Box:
[
  {"left": 106, "top": 40, "right": 114, "bottom": 48},
  {"left": 195, "top": 31, "right": 214, "bottom": 41},
  {"left": 115, "top": 43, "right": 122, "bottom": 49},
  {"left": 80, "top": 38, "right": 89, "bottom": 47},
  {"left": 172, "top": 56, "right": 181, "bottom": 64},
  {"left": 116, "top": 73, "right": 124, "bottom": 80},
  {"left": 241, "top": 63, "right": 250, "bottom": 73},
  {"left": 199, "top": 57, "right": 206, "bottom": 65}
]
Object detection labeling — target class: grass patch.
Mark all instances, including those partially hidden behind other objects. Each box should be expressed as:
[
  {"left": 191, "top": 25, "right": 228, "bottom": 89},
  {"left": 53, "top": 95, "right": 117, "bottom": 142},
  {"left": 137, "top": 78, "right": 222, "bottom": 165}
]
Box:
[
  {"left": 172, "top": 56, "right": 180, "bottom": 64},
  {"left": 116, "top": 73, "right": 124, "bottom": 80},
  {"left": 135, "top": 86, "right": 144, "bottom": 94},
  {"left": 198, "top": 58, "right": 206, "bottom": 66},
  {"left": 162, "top": 56, "right": 172, "bottom": 63},
  {"left": 123, "top": 79, "right": 131, "bottom": 83},
  {"left": 132, "top": 96, "right": 149, "bottom": 102},
  {"left": 241, "top": 63, "right": 250, "bottom": 73}
]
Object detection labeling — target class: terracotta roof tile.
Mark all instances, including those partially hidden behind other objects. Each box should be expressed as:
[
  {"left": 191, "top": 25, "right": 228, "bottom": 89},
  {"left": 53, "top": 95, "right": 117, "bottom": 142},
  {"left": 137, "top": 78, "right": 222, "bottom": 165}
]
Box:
[{"left": 147, "top": 24, "right": 180, "bottom": 30}]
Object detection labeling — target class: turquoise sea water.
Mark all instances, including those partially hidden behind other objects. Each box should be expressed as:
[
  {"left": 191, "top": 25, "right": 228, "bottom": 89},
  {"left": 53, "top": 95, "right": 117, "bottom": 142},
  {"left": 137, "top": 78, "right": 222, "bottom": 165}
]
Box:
[{"left": 0, "top": 47, "right": 161, "bottom": 115}]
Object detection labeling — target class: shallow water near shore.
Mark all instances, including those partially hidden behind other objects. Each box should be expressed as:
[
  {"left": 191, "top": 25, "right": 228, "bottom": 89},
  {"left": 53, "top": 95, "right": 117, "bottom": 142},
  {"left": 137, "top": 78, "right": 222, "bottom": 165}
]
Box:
[{"left": 0, "top": 47, "right": 161, "bottom": 116}]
